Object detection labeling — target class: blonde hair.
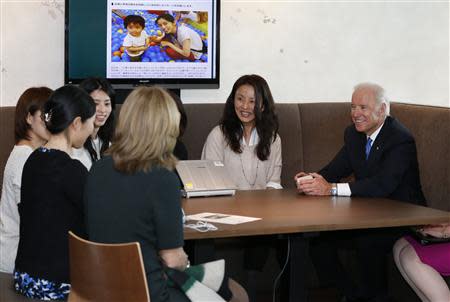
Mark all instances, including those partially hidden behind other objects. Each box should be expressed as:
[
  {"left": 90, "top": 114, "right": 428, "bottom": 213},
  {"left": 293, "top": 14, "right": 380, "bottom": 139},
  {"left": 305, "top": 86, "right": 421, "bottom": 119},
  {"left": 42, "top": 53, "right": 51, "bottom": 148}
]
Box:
[{"left": 108, "top": 86, "right": 180, "bottom": 174}]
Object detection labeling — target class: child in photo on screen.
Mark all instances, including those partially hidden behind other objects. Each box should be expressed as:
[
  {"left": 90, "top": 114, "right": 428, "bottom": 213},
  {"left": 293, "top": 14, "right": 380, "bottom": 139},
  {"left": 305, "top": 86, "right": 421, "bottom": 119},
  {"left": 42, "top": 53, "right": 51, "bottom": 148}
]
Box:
[{"left": 122, "top": 14, "right": 149, "bottom": 62}]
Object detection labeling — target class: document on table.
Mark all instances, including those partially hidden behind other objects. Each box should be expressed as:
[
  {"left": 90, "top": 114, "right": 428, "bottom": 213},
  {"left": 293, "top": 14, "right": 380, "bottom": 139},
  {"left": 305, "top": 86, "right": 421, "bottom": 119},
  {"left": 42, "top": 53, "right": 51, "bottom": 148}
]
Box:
[{"left": 186, "top": 212, "right": 261, "bottom": 225}]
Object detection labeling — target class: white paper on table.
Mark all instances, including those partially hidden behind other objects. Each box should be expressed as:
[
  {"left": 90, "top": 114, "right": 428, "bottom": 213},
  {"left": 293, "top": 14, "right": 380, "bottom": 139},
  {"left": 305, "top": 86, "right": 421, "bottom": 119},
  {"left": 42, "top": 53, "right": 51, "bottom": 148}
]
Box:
[{"left": 186, "top": 212, "right": 261, "bottom": 225}]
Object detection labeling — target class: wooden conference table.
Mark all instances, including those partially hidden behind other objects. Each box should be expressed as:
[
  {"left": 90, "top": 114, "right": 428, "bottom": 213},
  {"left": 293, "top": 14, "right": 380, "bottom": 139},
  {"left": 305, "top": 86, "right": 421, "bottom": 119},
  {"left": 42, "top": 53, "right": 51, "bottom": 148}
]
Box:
[{"left": 182, "top": 189, "right": 450, "bottom": 301}]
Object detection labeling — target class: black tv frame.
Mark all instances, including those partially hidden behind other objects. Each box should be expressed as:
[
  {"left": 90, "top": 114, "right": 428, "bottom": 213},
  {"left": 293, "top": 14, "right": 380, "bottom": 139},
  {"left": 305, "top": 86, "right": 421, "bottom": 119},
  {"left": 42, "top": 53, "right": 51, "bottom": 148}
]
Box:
[{"left": 64, "top": 0, "right": 220, "bottom": 90}]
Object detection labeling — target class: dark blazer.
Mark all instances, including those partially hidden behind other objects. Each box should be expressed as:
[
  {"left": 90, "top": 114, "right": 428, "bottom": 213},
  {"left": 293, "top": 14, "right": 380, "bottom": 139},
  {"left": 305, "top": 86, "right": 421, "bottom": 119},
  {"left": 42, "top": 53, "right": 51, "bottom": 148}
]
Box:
[{"left": 319, "top": 116, "right": 426, "bottom": 205}]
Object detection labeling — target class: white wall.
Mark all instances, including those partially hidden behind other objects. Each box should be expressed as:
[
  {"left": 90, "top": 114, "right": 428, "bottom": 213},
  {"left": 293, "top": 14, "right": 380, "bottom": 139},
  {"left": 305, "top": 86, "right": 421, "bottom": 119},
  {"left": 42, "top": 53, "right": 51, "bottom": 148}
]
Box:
[{"left": 0, "top": 0, "right": 449, "bottom": 107}]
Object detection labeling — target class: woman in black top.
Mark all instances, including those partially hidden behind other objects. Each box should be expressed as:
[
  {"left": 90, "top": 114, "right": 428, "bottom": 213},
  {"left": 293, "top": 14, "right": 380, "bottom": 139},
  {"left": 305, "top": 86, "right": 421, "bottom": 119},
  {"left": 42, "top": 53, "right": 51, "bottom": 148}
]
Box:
[
  {"left": 14, "top": 85, "right": 96, "bottom": 300},
  {"left": 85, "top": 87, "right": 190, "bottom": 302}
]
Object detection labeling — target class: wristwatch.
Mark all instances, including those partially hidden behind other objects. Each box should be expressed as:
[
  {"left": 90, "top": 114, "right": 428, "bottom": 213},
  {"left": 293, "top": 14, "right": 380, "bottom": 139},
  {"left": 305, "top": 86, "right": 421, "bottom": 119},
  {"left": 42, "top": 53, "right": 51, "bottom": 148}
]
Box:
[{"left": 330, "top": 183, "right": 338, "bottom": 196}]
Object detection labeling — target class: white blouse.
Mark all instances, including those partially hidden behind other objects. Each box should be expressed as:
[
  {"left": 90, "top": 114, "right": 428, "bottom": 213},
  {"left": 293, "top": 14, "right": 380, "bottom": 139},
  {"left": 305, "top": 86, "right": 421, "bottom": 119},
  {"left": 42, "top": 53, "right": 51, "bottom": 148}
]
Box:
[
  {"left": 72, "top": 137, "right": 103, "bottom": 170},
  {"left": 201, "top": 126, "right": 282, "bottom": 190},
  {"left": 0, "top": 145, "right": 33, "bottom": 273}
]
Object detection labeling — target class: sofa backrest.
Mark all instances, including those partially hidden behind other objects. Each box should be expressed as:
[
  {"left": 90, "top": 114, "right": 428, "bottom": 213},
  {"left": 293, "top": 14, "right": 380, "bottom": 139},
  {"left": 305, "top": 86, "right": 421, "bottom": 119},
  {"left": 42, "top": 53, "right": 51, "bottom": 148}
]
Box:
[
  {"left": 0, "top": 107, "right": 15, "bottom": 186},
  {"left": 1, "top": 103, "right": 448, "bottom": 211},
  {"left": 390, "top": 103, "right": 450, "bottom": 211}
]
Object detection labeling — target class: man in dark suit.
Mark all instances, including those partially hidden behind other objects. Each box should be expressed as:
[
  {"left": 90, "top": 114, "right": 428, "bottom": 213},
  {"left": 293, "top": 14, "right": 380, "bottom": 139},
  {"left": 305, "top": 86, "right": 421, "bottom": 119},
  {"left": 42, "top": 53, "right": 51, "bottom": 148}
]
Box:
[{"left": 295, "top": 83, "right": 425, "bottom": 302}]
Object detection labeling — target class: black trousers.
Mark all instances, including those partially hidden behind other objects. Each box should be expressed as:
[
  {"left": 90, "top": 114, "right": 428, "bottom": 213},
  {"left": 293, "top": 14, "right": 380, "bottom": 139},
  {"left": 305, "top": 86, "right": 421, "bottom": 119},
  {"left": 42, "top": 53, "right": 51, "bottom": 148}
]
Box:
[
  {"left": 309, "top": 228, "right": 405, "bottom": 301},
  {"left": 244, "top": 235, "right": 288, "bottom": 271}
]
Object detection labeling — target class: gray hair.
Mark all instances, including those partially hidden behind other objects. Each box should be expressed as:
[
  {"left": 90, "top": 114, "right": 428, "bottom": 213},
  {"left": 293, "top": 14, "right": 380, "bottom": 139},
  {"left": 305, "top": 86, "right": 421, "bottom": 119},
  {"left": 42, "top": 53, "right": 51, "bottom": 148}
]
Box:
[{"left": 354, "top": 82, "right": 390, "bottom": 116}]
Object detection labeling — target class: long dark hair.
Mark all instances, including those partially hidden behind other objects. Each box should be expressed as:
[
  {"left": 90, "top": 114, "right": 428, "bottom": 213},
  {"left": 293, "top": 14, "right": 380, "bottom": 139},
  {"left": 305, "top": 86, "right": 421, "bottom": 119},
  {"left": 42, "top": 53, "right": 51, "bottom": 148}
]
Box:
[
  {"left": 79, "top": 77, "right": 116, "bottom": 162},
  {"left": 220, "top": 74, "right": 279, "bottom": 161},
  {"left": 155, "top": 13, "right": 175, "bottom": 25}
]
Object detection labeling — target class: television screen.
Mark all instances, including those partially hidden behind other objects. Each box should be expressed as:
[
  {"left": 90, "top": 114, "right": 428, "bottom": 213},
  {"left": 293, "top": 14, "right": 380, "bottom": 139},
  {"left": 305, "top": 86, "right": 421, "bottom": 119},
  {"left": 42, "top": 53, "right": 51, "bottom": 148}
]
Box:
[{"left": 65, "top": 0, "right": 220, "bottom": 89}]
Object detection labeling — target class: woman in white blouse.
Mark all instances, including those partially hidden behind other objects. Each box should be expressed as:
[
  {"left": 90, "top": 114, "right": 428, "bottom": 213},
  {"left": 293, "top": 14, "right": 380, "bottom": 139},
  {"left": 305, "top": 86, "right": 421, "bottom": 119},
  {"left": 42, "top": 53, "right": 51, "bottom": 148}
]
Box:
[
  {"left": 201, "top": 74, "right": 282, "bottom": 299},
  {"left": 202, "top": 74, "right": 282, "bottom": 190},
  {"left": 72, "top": 78, "right": 115, "bottom": 170},
  {"left": 0, "top": 87, "right": 52, "bottom": 273}
]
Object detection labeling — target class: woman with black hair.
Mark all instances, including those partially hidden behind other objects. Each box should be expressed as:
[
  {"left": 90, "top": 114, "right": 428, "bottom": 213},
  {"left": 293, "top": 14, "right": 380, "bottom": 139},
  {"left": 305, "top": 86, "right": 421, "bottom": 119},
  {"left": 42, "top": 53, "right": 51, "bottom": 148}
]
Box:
[
  {"left": 202, "top": 74, "right": 282, "bottom": 190},
  {"left": 201, "top": 75, "right": 283, "bottom": 300},
  {"left": 14, "top": 85, "right": 96, "bottom": 300},
  {"left": 72, "top": 77, "right": 115, "bottom": 170}
]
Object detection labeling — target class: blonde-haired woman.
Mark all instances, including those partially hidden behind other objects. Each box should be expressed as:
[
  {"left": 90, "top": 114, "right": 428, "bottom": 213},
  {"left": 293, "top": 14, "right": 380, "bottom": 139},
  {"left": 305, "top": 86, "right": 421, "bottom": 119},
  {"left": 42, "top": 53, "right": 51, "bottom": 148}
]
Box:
[
  {"left": 84, "top": 86, "right": 188, "bottom": 302},
  {"left": 84, "top": 87, "right": 233, "bottom": 302}
]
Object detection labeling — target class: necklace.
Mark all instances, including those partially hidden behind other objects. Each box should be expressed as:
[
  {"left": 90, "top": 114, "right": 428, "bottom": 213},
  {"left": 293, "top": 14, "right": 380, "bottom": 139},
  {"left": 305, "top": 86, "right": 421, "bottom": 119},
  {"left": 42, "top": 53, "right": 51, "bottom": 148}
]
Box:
[{"left": 239, "top": 150, "right": 259, "bottom": 188}]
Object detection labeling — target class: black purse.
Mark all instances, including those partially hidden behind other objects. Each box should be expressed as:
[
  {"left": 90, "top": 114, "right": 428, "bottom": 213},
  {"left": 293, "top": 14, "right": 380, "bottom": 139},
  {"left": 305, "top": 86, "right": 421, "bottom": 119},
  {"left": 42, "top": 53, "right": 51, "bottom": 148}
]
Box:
[{"left": 410, "top": 227, "right": 450, "bottom": 246}]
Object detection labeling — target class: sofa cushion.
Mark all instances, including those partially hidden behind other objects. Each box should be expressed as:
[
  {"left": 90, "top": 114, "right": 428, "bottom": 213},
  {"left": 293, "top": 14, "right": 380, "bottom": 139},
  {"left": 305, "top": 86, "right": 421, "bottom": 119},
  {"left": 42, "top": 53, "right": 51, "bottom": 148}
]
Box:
[
  {"left": 183, "top": 104, "right": 224, "bottom": 160},
  {"left": 298, "top": 103, "right": 352, "bottom": 173},
  {"left": 391, "top": 103, "right": 450, "bottom": 211},
  {"left": 276, "top": 104, "right": 303, "bottom": 188}
]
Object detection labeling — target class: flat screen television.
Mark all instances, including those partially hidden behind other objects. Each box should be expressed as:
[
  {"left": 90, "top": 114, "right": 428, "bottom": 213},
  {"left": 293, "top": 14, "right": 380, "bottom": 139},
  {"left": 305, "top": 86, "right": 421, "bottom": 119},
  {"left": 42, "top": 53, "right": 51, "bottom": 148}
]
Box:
[{"left": 65, "top": 0, "right": 220, "bottom": 89}]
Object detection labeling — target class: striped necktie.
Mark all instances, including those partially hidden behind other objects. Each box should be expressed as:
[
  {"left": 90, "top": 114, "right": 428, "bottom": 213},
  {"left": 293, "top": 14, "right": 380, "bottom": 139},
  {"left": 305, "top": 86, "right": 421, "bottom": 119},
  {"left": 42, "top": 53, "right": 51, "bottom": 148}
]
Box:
[{"left": 365, "top": 137, "right": 373, "bottom": 160}]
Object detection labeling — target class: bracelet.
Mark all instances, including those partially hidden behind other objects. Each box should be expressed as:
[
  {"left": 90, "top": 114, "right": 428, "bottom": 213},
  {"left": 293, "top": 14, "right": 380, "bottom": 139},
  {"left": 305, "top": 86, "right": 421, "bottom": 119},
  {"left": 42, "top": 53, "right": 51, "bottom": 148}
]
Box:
[{"left": 330, "top": 183, "right": 337, "bottom": 196}]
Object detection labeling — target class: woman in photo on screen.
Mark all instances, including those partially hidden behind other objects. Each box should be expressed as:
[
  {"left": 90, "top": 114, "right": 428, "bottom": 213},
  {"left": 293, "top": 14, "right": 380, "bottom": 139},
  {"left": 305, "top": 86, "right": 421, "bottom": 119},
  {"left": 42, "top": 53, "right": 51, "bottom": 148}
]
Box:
[
  {"left": 72, "top": 77, "right": 116, "bottom": 170},
  {"left": 84, "top": 87, "right": 235, "bottom": 302},
  {"left": 14, "top": 85, "right": 96, "bottom": 300},
  {"left": 0, "top": 87, "right": 52, "bottom": 273},
  {"left": 201, "top": 74, "right": 282, "bottom": 300},
  {"left": 393, "top": 223, "right": 450, "bottom": 302},
  {"left": 154, "top": 13, "right": 205, "bottom": 61}
]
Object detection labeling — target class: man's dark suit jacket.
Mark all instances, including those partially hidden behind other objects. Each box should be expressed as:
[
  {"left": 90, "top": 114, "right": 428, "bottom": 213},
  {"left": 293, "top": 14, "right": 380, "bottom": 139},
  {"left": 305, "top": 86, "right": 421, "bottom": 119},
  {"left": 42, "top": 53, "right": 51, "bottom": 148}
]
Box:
[{"left": 319, "top": 116, "right": 426, "bottom": 205}]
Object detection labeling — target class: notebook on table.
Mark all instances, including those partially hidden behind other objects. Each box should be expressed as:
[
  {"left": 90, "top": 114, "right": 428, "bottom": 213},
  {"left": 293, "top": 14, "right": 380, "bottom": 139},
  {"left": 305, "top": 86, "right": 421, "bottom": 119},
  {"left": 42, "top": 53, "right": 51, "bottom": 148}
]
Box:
[{"left": 176, "top": 160, "right": 236, "bottom": 198}]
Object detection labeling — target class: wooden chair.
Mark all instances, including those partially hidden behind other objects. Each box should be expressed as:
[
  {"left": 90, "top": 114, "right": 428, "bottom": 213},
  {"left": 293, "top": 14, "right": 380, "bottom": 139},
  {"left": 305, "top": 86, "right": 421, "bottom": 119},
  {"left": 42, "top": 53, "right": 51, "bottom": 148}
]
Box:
[
  {"left": 68, "top": 231, "right": 150, "bottom": 302},
  {"left": 68, "top": 231, "right": 248, "bottom": 302}
]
